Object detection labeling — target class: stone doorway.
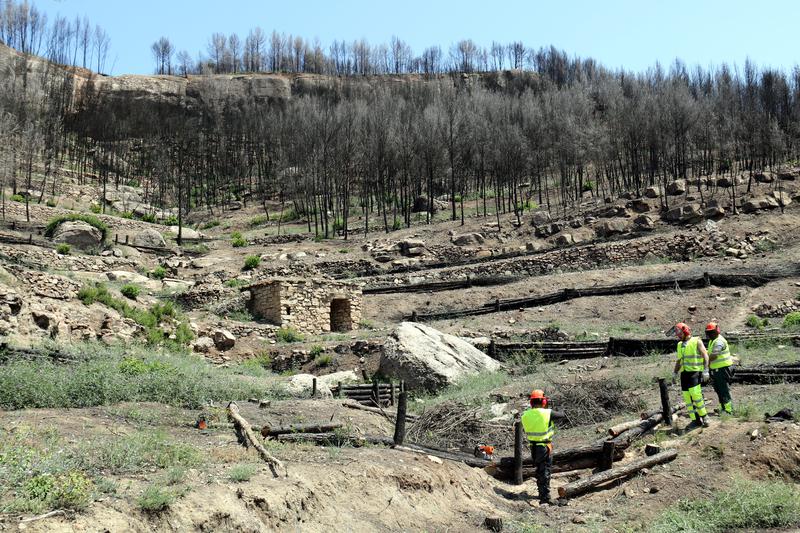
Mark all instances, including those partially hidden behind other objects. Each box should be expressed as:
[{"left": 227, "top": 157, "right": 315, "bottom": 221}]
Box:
[{"left": 330, "top": 298, "right": 353, "bottom": 332}]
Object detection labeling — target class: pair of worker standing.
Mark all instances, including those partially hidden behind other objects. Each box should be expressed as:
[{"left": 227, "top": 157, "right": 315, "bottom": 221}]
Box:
[{"left": 672, "top": 321, "right": 734, "bottom": 429}]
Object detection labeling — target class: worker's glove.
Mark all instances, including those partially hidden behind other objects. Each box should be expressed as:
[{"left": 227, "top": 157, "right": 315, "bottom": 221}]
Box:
[
  {"left": 702, "top": 370, "right": 710, "bottom": 383},
  {"left": 671, "top": 372, "right": 678, "bottom": 385}
]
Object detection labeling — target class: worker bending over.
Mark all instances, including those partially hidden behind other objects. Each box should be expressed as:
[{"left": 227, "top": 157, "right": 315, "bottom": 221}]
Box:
[
  {"left": 705, "top": 322, "right": 734, "bottom": 415},
  {"left": 672, "top": 322, "right": 710, "bottom": 429},
  {"left": 521, "top": 389, "right": 566, "bottom": 504}
]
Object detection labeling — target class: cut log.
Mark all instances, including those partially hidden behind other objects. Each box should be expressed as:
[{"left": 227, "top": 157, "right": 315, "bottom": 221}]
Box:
[
  {"left": 262, "top": 423, "right": 343, "bottom": 437},
  {"left": 275, "top": 432, "right": 394, "bottom": 447},
  {"left": 227, "top": 402, "right": 285, "bottom": 477},
  {"left": 558, "top": 449, "right": 678, "bottom": 499},
  {"left": 607, "top": 419, "right": 645, "bottom": 437},
  {"left": 393, "top": 444, "right": 490, "bottom": 468},
  {"left": 611, "top": 404, "right": 684, "bottom": 445}
]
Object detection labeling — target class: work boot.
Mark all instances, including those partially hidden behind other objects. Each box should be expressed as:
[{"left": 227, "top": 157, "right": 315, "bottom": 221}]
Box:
[
  {"left": 700, "top": 416, "right": 710, "bottom": 428},
  {"left": 684, "top": 419, "right": 702, "bottom": 431}
]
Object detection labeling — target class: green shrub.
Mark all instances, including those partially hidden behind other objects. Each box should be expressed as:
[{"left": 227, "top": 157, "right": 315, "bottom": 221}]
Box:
[
  {"left": 241, "top": 352, "right": 272, "bottom": 371},
  {"left": 359, "top": 319, "right": 375, "bottom": 330},
  {"left": 137, "top": 484, "right": 175, "bottom": 513},
  {"left": 277, "top": 327, "right": 303, "bottom": 343},
  {"left": 23, "top": 471, "right": 93, "bottom": 511},
  {"left": 650, "top": 479, "right": 800, "bottom": 532},
  {"left": 314, "top": 354, "right": 332, "bottom": 367},
  {"left": 45, "top": 214, "right": 108, "bottom": 242},
  {"left": 391, "top": 219, "right": 402, "bottom": 231},
  {"left": 231, "top": 231, "right": 247, "bottom": 247},
  {"left": 46, "top": 199, "right": 57, "bottom": 207},
  {"left": 150, "top": 266, "right": 167, "bottom": 280},
  {"left": 243, "top": 255, "right": 261, "bottom": 270},
  {"left": 120, "top": 284, "right": 141, "bottom": 300},
  {"left": 224, "top": 278, "right": 248, "bottom": 289},
  {"left": 140, "top": 213, "right": 157, "bottom": 224},
  {"left": 228, "top": 464, "right": 259, "bottom": 482},
  {"left": 783, "top": 311, "right": 800, "bottom": 329},
  {"left": 56, "top": 243, "right": 71, "bottom": 255},
  {"left": 309, "top": 345, "right": 324, "bottom": 357},
  {"left": 201, "top": 219, "right": 220, "bottom": 229},
  {"left": 10, "top": 194, "right": 25, "bottom": 202},
  {"left": 89, "top": 204, "right": 102, "bottom": 214},
  {"left": 279, "top": 208, "right": 298, "bottom": 222},
  {"left": 582, "top": 180, "right": 595, "bottom": 192},
  {"left": 745, "top": 314, "right": 769, "bottom": 330},
  {"left": 162, "top": 215, "right": 179, "bottom": 226},
  {"left": 121, "top": 211, "right": 134, "bottom": 219}
]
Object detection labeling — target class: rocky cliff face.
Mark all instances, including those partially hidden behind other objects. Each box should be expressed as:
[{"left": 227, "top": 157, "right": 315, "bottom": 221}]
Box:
[{"left": 1, "top": 42, "right": 526, "bottom": 116}]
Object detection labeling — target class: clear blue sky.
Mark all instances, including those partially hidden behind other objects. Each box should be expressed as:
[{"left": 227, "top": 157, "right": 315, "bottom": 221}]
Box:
[{"left": 41, "top": 0, "right": 800, "bottom": 75}]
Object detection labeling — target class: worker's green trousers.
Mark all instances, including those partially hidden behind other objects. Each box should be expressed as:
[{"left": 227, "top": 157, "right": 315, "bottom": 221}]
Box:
[
  {"left": 680, "top": 371, "right": 707, "bottom": 420},
  {"left": 711, "top": 367, "right": 733, "bottom": 414}
]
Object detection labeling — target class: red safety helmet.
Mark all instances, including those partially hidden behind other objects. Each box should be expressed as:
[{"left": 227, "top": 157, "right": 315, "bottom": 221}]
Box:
[
  {"left": 675, "top": 322, "right": 691, "bottom": 339},
  {"left": 529, "top": 389, "right": 548, "bottom": 407},
  {"left": 705, "top": 322, "right": 720, "bottom": 334}
]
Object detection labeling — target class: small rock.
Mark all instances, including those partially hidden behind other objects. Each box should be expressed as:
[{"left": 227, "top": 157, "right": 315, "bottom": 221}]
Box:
[
  {"left": 572, "top": 516, "right": 587, "bottom": 524},
  {"left": 427, "top": 455, "right": 443, "bottom": 465},
  {"left": 639, "top": 314, "right": 646, "bottom": 321},
  {"left": 688, "top": 305, "right": 697, "bottom": 313},
  {"left": 649, "top": 487, "right": 660, "bottom": 494},
  {"left": 750, "top": 429, "right": 760, "bottom": 440}
]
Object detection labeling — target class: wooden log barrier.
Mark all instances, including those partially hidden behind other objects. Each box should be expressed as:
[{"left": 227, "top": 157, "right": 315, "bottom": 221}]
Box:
[
  {"left": 557, "top": 449, "right": 678, "bottom": 499},
  {"left": 227, "top": 402, "right": 285, "bottom": 477}
]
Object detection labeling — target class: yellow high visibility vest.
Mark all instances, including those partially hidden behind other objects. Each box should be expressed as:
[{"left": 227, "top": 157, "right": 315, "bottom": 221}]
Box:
[
  {"left": 677, "top": 337, "right": 704, "bottom": 372},
  {"left": 707, "top": 335, "right": 732, "bottom": 369},
  {"left": 521, "top": 408, "right": 554, "bottom": 444}
]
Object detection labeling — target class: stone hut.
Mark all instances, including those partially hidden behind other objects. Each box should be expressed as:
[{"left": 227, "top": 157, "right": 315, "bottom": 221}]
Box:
[{"left": 244, "top": 278, "right": 362, "bottom": 335}]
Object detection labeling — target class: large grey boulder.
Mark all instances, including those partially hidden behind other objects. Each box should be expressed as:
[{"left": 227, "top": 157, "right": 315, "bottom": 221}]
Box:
[
  {"left": 742, "top": 196, "right": 779, "bottom": 213},
  {"left": 378, "top": 322, "right": 502, "bottom": 391},
  {"left": 595, "top": 219, "right": 629, "bottom": 238},
  {"left": 530, "top": 211, "right": 552, "bottom": 226},
  {"left": 52, "top": 221, "right": 102, "bottom": 249},
  {"left": 666, "top": 180, "right": 687, "bottom": 195},
  {"left": 452, "top": 233, "right": 485, "bottom": 246},
  {"left": 664, "top": 203, "right": 703, "bottom": 224},
  {"left": 132, "top": 229, "right": 166, "bottom": 248}
]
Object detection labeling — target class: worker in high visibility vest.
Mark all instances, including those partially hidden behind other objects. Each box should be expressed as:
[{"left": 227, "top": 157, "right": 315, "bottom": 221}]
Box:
[
  {"left": 672, "top": 322, "right": 710, "bottom": 429},
  {"left": 705, "top": 322, "right": 734, "bottom": 414},
  {"left": 520, "top": 389, "right": 566, "bottom": 504}
]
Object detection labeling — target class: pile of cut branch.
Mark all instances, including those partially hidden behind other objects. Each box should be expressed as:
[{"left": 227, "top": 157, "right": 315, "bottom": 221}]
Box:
[
  {"left": 549, "top": 378, "right": 647, "bottom": 428},
  {"left": 406, "top": 401, "right": 513, "bottom": 450}
]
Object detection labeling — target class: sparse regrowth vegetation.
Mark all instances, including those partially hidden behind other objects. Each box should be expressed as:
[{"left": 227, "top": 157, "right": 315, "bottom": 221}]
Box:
[
  {"left": 650, "top": 479, "right": 800, "bottom": 532},
  {"left": 231, "top": 231, "right": 247, "bottom": 247},
  {"left": 56, "top": 243, "right": 70, "bottom": 255},
  {"left": 228, "top": 464, "right": 259, "bottom": 482},
  {"left": 150, "top": 266, "right": 167, "bottom": 279},
  {"left": 0, "top": 342, "right": 281, "bottom": 410},
  {"left": 745, "top": 314, "right": 769, "bottom": 330}
]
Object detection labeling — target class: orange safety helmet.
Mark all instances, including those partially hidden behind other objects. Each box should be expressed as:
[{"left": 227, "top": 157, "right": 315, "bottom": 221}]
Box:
[
  {"left": 529, "top": 389, "right": 548, "bottom": 407},
  {"left": 705, "top": 322, "right": 720, "bottom": 334},
  {"left": 675, "top": 322, "right": 691, "bottom": 339}
]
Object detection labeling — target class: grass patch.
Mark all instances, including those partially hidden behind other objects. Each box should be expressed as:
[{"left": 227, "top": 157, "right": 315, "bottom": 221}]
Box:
[
  {"left": 249, "top": 215, "right": 269, "bottom": 227},
  {"left": 0, "top": 341, "right": 282, "bottom": 410},
  {"left": 783, "top": 311, "right": 800, "bottom": 329},
  {"left": 201, "top": 219, "right": 220, "bottom": 230},
  {"left": 314, "top": 354, "right": 332, "bottom": 368},
  {"left": 10, "top": 194, "right": 25, "bottom": 202},
  {"left": 224, "top": 278, "right": 248, "bottom": 289},
  {"left": 746, "top": 314, "right": 769, "bottom": 330},
  {"left": 228, "top": 463, "right": 259, "bottom": 482},
  {"left": 411, "top": 371, "right": 510, "bottom": 411},
  {"left": 137, "top": 484, "right": 175, "bottom": 513},
  {"left": 56, "top": 243, "right": 70, "bottom": 255},
  {"left": 277, "top": 327, "right": 303, "bottom": 343},
  {"left": 650, "top": 478, "right": 800, "bottom": 532}
]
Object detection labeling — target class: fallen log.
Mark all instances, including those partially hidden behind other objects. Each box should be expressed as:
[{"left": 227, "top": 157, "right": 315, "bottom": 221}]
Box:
[
  {"left": 491, "top": 449, "right": 625, "bottom": 480},
  {"left": 558, "top": 449, "right": 678, "bottom": 499},
  {"left": 275, "top": 432, "right": 394, "bottom": 447},
  {"left": 262, "top": 423, "right": 343, "bottom": 437},
  {"left": 342, "top": 400, "right": 419, "bottom": 422},
  {"left": 227, "top": 402, "right": 285, "bottom": 477},
  {"left": 499, "top": 441, "right": 627, "bottom": 469},
  {"left": 393, "top": 444, "right": 490, "bottom": 468},
  {"left": 611, "top": 405, "right": 684, "bottom": 445}
]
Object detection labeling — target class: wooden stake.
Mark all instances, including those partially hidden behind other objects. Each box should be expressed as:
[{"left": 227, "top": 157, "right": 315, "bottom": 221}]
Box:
[
  {"left": 227, "top": 401, "right": 285, "bottom": 477},
  {"left": 599, "top": 440, "right": 615, "bottom": 471},
  {"left": 311, "top": 377, "right": 317, "bottom": 398},
  {"left": 558, "top": 449, "right": 677, "bottom": 499},
  {"left": 371, "top": 378, "right": 380, "bottom": 406},
  {"left": 394, "top": 391, "right": 407, "bottom": 445},
  {"left": 513, "top": 420, "right": 525, "bottom": 485},
  {"left": 659, "top": 378, "right": 673, "bottom": 427},
  {"left": 390, "top": 381, "right": 395, "bottom": 406}
]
